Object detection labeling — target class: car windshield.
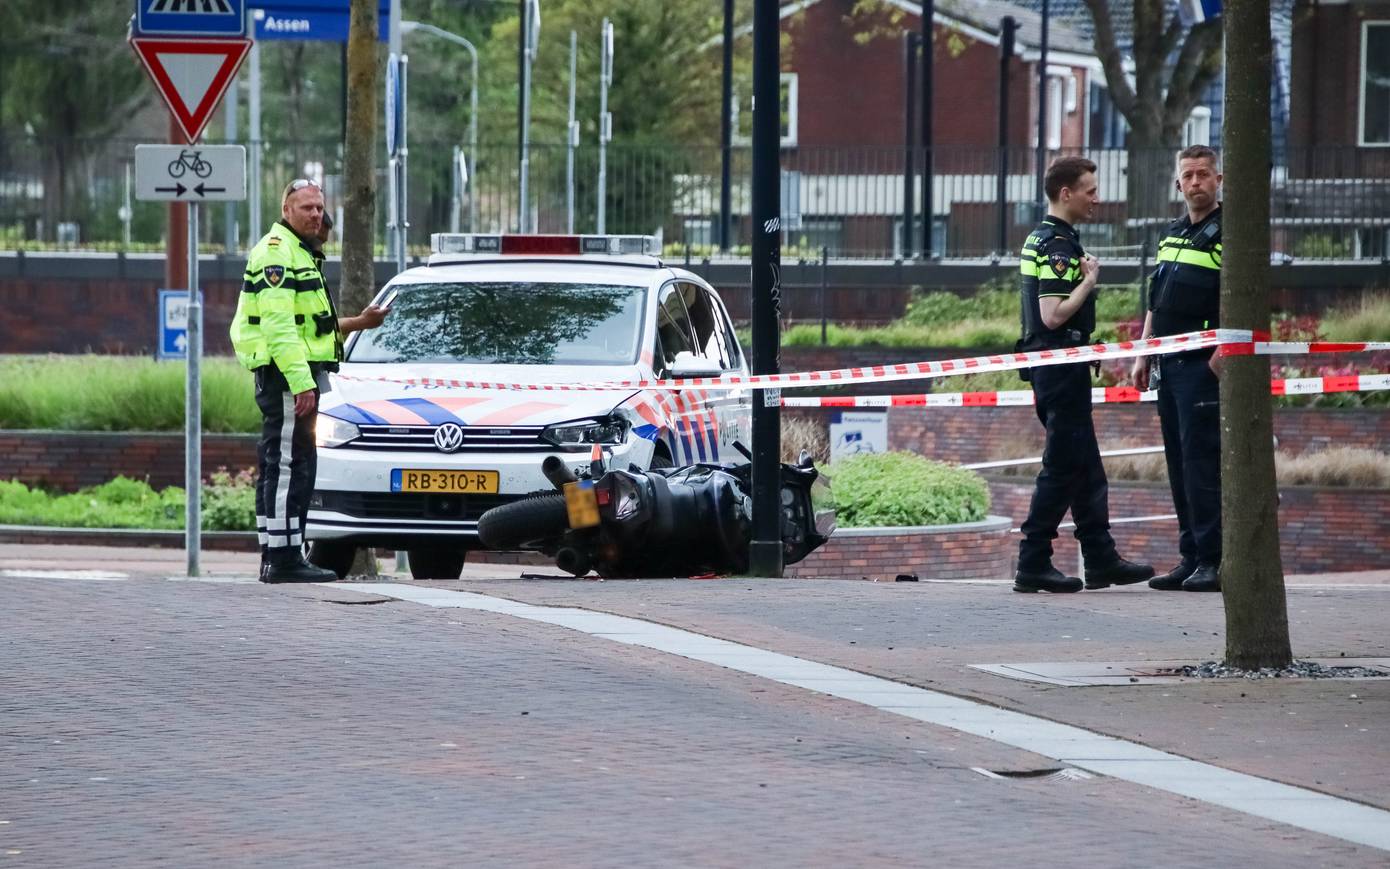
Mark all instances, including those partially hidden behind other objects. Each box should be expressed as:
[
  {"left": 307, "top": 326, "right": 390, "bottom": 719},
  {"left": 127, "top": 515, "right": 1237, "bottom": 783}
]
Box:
[{"left": 347, "top": 281, "right": 647, "bottom": 365}]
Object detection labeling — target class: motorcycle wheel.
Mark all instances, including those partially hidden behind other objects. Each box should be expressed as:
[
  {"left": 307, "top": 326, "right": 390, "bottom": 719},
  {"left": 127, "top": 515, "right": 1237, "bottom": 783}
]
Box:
[
  {"left": 406, "top": 547, "right": 466, "bottom": 580},
  {"left": 477, "top": 494, "right": 570, "bottom": 550}
]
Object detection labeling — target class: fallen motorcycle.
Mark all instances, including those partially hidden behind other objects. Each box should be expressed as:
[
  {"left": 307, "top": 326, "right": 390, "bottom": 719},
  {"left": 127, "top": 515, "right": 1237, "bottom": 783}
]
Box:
[{"left": 476, "top": 444, "right": 834, "bottom": 578}]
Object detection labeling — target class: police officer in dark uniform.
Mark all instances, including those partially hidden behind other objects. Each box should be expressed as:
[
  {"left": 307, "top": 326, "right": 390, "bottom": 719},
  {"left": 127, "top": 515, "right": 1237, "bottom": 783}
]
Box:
[
  {"left": 1014, "top": 156, "right": 1154, "bottom": 593},
  {"left": 1131, "top": 145, "right": 1224, "bottom": 592}
]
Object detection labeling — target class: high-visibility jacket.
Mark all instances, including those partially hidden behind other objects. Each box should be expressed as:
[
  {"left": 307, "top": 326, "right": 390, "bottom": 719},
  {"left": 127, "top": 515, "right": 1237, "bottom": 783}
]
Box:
[
  {"left": 1018, "top": 215, "right": 1094, "bottom": 350},
  {"left": 1149, "top": 206, "right": 1222, "bottom": 336},
  {"left": 230, "top": 220, "right": 339, "bottom": 394}
]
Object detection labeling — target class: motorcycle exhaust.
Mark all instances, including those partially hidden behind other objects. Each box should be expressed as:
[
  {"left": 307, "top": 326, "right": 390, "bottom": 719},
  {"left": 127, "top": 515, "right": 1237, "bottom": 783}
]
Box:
[
  {"left": 542, "top": 455, "right": 578, "bottom": 491},
  {"left": 555, "top": 546, "right": 592, "bottom": 577}
]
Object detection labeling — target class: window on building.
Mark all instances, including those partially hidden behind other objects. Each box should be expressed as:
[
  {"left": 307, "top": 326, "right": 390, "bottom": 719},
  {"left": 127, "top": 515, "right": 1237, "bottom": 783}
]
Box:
[
  {"left": 1361, "top": 22, "right": 1390, "bottom": 146},
  {"left": 733, "top": 73, "right": 798, "bottom": 147},
  {"left": 1183, "top": 106, "right": 1212, "bottom": 147}
]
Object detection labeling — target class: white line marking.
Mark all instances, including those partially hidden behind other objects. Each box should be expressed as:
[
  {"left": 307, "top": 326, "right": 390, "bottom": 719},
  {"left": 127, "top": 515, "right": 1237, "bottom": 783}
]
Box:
[
  {"left": 2, "top": 569, "right": 128, "bottom": 581},
  {"left": 332, "top": 582, "right": 1390, "bottom": 853}
]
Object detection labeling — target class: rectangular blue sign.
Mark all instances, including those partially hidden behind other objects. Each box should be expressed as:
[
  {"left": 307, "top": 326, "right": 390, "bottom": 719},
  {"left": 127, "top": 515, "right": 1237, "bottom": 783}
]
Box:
[
  {"left": 157, "top": 289, "right": 203, "bottom": 361},
  {"left": 136, "top": 0, "right": 247, "bottom": 37},
  {"left": 253, "top": 8, "right": 389, "bottom": 41}
]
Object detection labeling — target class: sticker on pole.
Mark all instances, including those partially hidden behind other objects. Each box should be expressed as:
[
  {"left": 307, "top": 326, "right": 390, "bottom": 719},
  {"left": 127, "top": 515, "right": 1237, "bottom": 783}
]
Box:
[{"left": 158, "top": 289, "right": 202, "bottom": 361}]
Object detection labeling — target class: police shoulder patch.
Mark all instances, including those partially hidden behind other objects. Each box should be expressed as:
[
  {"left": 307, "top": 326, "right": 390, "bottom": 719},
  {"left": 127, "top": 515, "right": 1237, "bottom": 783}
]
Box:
[
  {"left": 264, "top": 265, "right": 285, "bottom": 286},
  {"left": 267, "top": 237, "right": 282, "bottom": 247},
  {"left": 1049, "top": 252, "right": 1071, "bottom": 278}
]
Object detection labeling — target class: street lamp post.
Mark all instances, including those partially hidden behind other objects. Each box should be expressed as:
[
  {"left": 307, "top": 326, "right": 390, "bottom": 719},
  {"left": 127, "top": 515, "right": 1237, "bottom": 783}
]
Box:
[
  {"left": 401, "top": 20, "right": 479, "bottom": 233},
  {"left": 520, "top": 0, "right": 540, "bottom": 232},
  {"left": 597, "top": 18, "right": 613, "bottom": 234}
]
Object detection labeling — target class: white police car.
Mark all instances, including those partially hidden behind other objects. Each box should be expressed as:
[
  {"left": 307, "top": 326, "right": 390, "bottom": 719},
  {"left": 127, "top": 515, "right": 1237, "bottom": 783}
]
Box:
[{"left": 305, "top": 233, "right": 752, "bottom": 579}]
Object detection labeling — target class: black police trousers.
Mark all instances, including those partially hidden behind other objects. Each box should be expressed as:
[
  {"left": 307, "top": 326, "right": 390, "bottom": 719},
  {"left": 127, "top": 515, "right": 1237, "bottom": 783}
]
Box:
[
  {"left": 1157, "top": 352, "right": 1222, "bottom": 566},
  {"left": 1018, "top": 362, "right": 1118, "bottom": 571},
  {"left": 253, "top": 364, "right": 318, "bottom": 560}
]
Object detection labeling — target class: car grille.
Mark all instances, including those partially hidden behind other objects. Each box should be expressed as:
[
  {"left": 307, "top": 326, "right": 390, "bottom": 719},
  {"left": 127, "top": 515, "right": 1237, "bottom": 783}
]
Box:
[
  {"left": 350, "top": 424, "right": 550, "bottom": 452},
  {"left": 315, "top": 491, "right": 526, "bottom": 521}
]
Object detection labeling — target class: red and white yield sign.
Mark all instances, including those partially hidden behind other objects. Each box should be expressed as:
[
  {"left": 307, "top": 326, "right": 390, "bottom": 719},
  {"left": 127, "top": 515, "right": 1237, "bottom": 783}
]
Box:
[{"left": 130, "top": 37, "right": 251, "bottom": 144}]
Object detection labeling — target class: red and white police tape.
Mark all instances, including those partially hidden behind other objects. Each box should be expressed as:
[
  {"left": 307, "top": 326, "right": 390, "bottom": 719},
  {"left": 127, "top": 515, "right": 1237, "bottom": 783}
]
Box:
[
  {"left": 779, "top": 374, "right": 1390, "bottom": 408},
  {"left": 334, "top": 329, "right": 1390, "bottom": 394}
]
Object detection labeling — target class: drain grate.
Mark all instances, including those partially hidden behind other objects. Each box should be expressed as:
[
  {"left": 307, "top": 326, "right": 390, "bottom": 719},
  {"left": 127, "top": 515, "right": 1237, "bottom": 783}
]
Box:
[{"left": 971, "top": 767, "right": 1094, "bottom": 782}]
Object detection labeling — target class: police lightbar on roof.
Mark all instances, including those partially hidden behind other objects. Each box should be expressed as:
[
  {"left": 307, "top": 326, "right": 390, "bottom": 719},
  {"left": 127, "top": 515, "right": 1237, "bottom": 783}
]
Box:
[{"left": 430, "top": 233, "right": 660, "bottom": 256}]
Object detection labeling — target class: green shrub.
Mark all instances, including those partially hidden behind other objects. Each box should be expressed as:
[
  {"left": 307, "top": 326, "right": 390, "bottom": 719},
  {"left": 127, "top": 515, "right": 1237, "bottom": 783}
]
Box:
[
  {"left": 828, "top": 451, "right": 990, "bottom": 527},
  {"left": 0, "top": 472, "right": 257, "bottom": 531},
  {"left": 1322, "top": 293, "right": 1390, "bottom": 342},
  {"left": 0, "top": 355, "right": 260, "bottom": 432}
]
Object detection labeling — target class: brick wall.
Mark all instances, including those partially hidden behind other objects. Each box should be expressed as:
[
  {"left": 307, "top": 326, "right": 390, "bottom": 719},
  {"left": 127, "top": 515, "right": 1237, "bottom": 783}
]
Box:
[
  {"left": 887, "top": 405, "right": 1390, "bottom": 464},
  {"left": 987, "top": 477, "right": 1390, "bottom": 575},
  {"left": 785, "top": 517, "right": 1014, "bottom": 580},
  {"left": 0, "top": 431, "right": 257, "bottom": 491}
]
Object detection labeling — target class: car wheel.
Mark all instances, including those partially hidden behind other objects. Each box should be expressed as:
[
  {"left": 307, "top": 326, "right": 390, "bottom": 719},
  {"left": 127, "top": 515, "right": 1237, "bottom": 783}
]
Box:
[
  {"left": 306, "top": 540, "right": 357, "bottom": 579},
  {"left": 406, "top": 547, "right": 467, "bottom": 580},
  {"left": 476, "top": 494, "right": 570, "bottom": 550},
  {"left": 650, "top": 446, "right": 675, "bottom": 469}
]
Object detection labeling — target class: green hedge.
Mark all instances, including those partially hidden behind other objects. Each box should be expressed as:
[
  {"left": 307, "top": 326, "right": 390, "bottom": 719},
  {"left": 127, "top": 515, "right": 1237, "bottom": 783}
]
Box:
[
  {"left": 0, "top": 356, "right": 260, "bottom": 432},
  {"left": 828, "top": 452, "right": 990, "bottom": 527},
  {"left": 0, "top": 471, "right": 256, "bottom": 532}
]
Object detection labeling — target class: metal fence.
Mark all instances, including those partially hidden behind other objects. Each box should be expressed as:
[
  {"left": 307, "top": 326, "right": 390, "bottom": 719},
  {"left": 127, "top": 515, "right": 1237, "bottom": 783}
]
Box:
[{"left": 2, "top": 136, "right": 1388, "bottom": 261}]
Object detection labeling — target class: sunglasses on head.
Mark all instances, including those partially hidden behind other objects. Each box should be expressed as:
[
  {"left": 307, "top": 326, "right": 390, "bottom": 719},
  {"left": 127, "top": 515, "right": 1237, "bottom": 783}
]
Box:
[{"left": 288, "top": 178, "right": 320, "bottom": 192}]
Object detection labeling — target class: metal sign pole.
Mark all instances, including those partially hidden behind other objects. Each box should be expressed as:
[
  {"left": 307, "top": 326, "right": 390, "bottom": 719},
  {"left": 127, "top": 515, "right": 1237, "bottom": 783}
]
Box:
[
  {"left": 566, "top": 30, "right": 577, "bottom": 234},
  {"left": 398, "top": 54, "right": 409, "bottom": 271},
  {"left": 597, "top": 18, "right": 612, "bottom": 234},
  {"left": 186, "top": 201, "right": 202, "bottom": 577}
]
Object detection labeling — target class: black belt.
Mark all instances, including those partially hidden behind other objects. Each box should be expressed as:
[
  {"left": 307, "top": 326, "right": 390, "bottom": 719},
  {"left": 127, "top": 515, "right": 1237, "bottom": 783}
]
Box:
[{"left": 246, "top": 315, "right": 305, "bottom": 325}]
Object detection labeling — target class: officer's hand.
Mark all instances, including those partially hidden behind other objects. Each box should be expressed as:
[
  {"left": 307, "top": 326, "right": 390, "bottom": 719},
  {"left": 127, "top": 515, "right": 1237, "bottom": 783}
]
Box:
[
  {"left": 358, "top": 303, "right": 391, "bottom": 330},
  {"left": 1208, "top": 351, "right": 1225, "bottom": 379},
  {"left": 294, "top": 389, "right": 317, "bottom": 418},
  {"left": 1080, "top": 254, "right": 1100, "bottom": 283},
  {"left": 1131, "top": 357, "right": 1150, "bottom": 392}
]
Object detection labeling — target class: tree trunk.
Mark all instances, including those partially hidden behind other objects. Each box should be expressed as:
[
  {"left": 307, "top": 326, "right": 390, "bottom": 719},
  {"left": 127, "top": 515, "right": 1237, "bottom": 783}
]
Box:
[
  {"left": 343, "top": 0, "right": 379, "bottom": 578},
  {"left": 1221, "top": 0, "right": 1292, "bottom": 669},
  {"left": 1125, "top": 140, "right": 1175, "bottom": 248}
]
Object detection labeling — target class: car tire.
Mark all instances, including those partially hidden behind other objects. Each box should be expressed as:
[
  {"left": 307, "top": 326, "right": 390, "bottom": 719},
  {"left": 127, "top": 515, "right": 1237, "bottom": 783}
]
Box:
[
  {"left": 306, "top": 540, "right": 357, "bottom": 579},
  {"left": 650, "top": 447, "right": 674, "bottom": 470},
  {"left": 406, "top": 547, "right": 467, "bottom": 580},
  {"left": 477, "top": 494, "right": 570, "bottom": 551}
]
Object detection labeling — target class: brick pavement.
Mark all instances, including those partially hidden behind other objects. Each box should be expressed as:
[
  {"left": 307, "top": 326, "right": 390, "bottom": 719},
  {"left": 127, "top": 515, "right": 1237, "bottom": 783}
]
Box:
[{"left": 1, "top": 571, "right": 1383, "bottom": 867}]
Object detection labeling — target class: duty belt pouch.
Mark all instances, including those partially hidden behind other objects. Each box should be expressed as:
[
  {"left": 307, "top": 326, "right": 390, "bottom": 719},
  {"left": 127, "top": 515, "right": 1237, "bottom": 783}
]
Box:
[{"left": 1014, "top": 339, "right": 1031, "bottom": 383}]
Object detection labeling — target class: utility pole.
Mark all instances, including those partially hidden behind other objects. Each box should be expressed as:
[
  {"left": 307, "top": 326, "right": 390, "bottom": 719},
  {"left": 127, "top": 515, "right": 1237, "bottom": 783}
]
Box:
[
  {"left": 997, "top": 16, "right": 1016, "bottom": 256},
  {"left": 719, "top": 0, "right": 734, "bottom": 252},
  {"left": 920, "top": 0, "right": 935, "bottom": 258},
  {"left": 567, "top": 29, "right": 578, "bottom": 233},
  {"left": 519, "top": 0, "right": 539, "bottom": 232},
  {"left": 1220, "top": 0, "right": 1292, "bottom": 669},
  {"left": 597, "top": 18, "right": 613, "bottom": 234},
  {"left": 748, "top": 0, "right": 782, "bottom": 577},
  {"left": 1034, "top": 0, "right": 1049, "bottom": 219},
  {"left": 902, "top": 32, "right": 918, "bottom": 259}
]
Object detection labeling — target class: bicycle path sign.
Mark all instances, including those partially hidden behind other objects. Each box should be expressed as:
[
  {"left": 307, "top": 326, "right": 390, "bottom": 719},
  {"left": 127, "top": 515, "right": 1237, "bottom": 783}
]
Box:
[{"left": 135, "top": 144, "right": 247, "bottom": 202}]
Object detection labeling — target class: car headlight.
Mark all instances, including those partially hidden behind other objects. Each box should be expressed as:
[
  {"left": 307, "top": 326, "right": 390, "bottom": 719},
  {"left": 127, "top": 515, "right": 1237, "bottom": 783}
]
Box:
[
  {"left": 315, "top": 415, "right": 360, "bottom": 448},
  {"left": 542, "top": 417, "right": 628, "bottom": 448}
]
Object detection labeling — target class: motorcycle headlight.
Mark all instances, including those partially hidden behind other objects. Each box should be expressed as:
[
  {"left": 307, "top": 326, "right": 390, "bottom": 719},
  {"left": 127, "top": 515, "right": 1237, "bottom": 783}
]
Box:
[
  {"left": 542, "top": 417, "right": 628, "bottom": 449},
  {"left": 315, "top": 415, "right": 360, "bottom": 448}
]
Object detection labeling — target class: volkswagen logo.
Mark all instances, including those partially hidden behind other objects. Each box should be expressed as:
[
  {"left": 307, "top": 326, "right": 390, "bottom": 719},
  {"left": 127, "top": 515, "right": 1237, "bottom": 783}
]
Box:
[{"left": 433, "top": 423, "right": 466, "bottom": 453}]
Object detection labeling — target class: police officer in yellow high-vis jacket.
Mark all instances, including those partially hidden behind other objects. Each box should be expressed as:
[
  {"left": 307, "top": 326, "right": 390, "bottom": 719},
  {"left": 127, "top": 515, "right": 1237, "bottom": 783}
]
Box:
[
  {"left": 1131, "top": 145, "right": 1224, "bottom": 593},
  {"left": 230, "top": 179, "right": 389, "bottom": 583}
]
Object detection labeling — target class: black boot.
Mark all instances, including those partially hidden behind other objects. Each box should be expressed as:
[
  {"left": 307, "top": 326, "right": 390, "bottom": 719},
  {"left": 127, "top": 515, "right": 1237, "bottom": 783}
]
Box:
[
  {"left": 1149, "top": 561, "right": 1197, "bottom": 591},
  {"left": 260, "top": 549, "right": 338, "bottom": 584},
  {"left": 1013, "top": 565, "right": 1083, "bottom": 594},
  {"left": 1084, "top": 557, "right": 1156, "bottom": 590},
  {"left": 1182, "top": 563, "right": 1221, "bottom": 592}
]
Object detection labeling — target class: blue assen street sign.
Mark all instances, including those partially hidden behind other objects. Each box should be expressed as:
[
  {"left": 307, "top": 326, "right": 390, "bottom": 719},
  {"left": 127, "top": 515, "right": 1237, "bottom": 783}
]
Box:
[
  {"left": 136, "top": 0, "right": 247, "bottom": 37},
  {"left": 250, "top": 0, "right": 389, "bottom": 42}
]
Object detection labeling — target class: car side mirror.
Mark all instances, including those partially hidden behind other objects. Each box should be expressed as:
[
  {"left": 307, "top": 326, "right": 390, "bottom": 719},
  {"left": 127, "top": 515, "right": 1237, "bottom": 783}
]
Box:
[{"left": 667, "top": 351, "right": 723, "bottom": 378}]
